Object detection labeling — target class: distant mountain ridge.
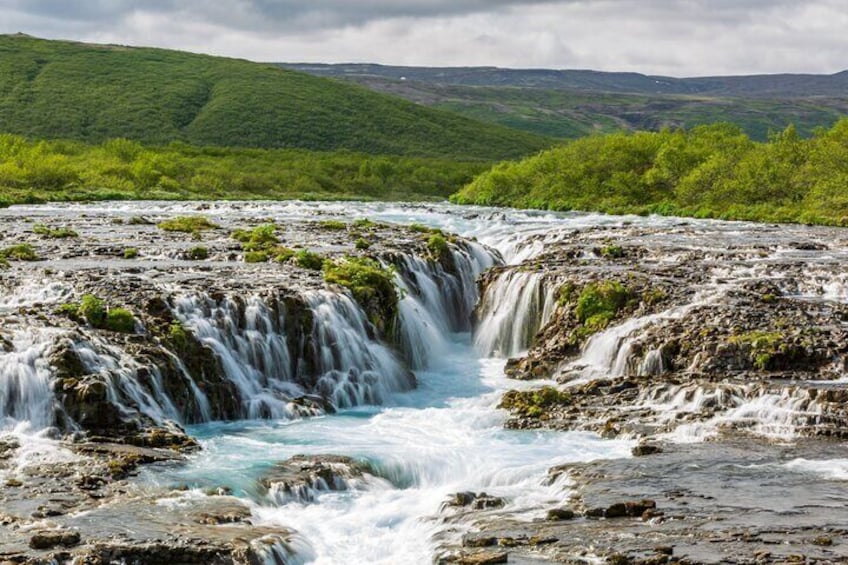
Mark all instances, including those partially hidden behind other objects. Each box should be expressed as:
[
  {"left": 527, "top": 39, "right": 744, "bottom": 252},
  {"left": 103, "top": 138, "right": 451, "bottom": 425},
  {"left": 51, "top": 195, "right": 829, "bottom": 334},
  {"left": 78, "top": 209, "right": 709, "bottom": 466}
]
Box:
[
  {"left": 277, "top": 63, "right": 848, "bottom": 141},
  {"left": 280, "top": 63, "right": 848, "bottom": 98}
]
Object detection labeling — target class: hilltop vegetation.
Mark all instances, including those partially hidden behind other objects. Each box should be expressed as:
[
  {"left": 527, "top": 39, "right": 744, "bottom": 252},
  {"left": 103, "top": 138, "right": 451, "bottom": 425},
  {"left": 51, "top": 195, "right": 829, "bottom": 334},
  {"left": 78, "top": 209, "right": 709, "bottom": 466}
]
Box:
[
  {"left": 283, "top": 64, "right": 848, "bottom": 141},
  {"left": 0, "top": 35, "right": 550, "bottom": 160},
  {"left": 0, "top": 135, "right": 485, "bottom": 204},
  {"left": 453, "top": 119, "right": 848, "bottom": 226}
]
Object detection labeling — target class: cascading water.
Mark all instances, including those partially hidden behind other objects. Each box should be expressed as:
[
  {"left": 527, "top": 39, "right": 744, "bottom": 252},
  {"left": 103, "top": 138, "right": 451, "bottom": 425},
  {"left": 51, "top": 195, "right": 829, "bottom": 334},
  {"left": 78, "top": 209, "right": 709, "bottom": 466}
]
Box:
[
  {"left": 474, "top": 270, "right": 559, "bottom": 357},
  {"left": 631, "top": 382, "right": 828, "bottom": 443},
  {"left": 73, "top": 338, "right": 185, "bottom": 425},
  {"left": 0, "top": 329, "right": 61, "bottom": 430},
  {"left": 173, "top": 293, "right": 315, "bottom": 419},
  {"left": 304, "top": 290, "right": 413, "bottom": 407},
  {"left": 10, "top": 200, "right": 842, "bottom": 564},
  {"left": 391, "top": 243, "right": 496, "bottom": 368},
  {"left": 561, "top": 285, "right": 728, "bottom": 384}
]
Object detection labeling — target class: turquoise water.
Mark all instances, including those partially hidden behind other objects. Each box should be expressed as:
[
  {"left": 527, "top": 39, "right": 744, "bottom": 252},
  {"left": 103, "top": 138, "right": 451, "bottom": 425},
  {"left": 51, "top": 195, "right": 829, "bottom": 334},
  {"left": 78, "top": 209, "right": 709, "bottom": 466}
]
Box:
[{"left": 144, "top": 336, "right": 633, "bottom": 563}]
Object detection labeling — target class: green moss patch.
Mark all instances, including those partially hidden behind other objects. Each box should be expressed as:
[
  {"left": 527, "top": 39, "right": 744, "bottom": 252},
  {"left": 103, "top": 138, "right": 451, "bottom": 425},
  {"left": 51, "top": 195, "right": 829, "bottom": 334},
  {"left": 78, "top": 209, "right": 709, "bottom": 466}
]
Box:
[
  {"left": 500, "top": 387, "right": 571, "bottom": 419},
  {"left": 157, "top": 216, "right": 219, "bottom": 233}
]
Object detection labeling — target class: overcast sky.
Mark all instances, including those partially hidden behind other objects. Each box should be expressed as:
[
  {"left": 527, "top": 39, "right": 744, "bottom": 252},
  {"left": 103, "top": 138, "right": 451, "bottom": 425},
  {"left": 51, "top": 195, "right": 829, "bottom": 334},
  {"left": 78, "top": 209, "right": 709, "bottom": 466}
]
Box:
[{"left": 2, "top": 0, "right": 847, "bottom": 76}]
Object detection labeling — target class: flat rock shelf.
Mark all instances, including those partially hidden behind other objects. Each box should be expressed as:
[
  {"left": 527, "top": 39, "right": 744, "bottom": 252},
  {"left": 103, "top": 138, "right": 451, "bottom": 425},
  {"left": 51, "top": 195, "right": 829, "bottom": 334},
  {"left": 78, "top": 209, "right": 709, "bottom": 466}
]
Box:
[{"left": 1, "top": 201, "right": 848, "bottom": 564}]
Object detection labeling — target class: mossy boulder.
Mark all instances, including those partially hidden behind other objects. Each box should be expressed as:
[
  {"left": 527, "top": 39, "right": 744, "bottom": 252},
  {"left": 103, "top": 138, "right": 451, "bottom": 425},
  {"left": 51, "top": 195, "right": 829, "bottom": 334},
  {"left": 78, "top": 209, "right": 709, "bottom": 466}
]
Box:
[{"left": 323, "top": 257, "right": 398, "bottom": 337}]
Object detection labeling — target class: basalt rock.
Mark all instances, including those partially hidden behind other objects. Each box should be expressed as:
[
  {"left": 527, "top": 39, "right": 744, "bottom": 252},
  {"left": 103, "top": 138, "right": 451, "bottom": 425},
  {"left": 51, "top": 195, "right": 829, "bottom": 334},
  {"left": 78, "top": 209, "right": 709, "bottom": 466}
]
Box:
[{"left": 258, "top": 454, "right": 376, "bottom": 504}]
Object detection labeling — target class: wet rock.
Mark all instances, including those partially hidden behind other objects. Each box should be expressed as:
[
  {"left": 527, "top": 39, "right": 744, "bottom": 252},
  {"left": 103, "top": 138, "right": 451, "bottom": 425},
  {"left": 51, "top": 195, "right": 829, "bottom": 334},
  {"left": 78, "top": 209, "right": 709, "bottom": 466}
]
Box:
[
  {"left": 444, "top": 492, "right": 506, "bottom": 511},
  {"left": 455, "top": 550, "right": 509, "bottom": 564},
  {"left": 632, "top": 443, "right": 662, "bottom": 457},
  {"left": 29, "top": 530, "right": 81, "bottom": 549},
  {"left": 0, "top": 437, "right": 19, "bottom": 459},
  {"left": 259, "top": 454, "right": 374, "bottom": 503},
  {"left": 588, "top": 500, "right": 656, "bottom": 519},
  {"left": 546, "top": 508, "right": 575, "bottom": 521},
  {"left": 462, "top": 534, "right": 498, "bottom": 548}
]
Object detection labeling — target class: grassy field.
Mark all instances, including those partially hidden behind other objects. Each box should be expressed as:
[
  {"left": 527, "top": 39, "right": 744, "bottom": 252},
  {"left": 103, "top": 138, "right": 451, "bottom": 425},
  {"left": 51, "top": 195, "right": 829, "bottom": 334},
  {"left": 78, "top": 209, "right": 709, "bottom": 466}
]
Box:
[
  {"left": 0, "top": 35, "right": 551, "bottom": 160},
  {"left": 453, "top": 119, "right": 848, "bottom": 226},
  {"left": 0, "top": 135, "right": 488, "bottom": 205}
]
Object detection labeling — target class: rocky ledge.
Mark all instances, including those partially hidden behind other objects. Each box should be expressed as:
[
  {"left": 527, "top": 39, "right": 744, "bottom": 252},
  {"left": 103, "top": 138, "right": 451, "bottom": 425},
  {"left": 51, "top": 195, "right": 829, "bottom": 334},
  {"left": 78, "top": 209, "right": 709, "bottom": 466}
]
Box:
[
  {"left": 461, "top": 221, "right": 848, "bottom": 563},
  {"left": 437, "top": 440, "right": 848, "bottom": 564},
  {"left": 0, "top": 438, "right": 300, "bottom": 564},
  {"left": 0, "top": 204, "right": 494, "bottom": 562}
]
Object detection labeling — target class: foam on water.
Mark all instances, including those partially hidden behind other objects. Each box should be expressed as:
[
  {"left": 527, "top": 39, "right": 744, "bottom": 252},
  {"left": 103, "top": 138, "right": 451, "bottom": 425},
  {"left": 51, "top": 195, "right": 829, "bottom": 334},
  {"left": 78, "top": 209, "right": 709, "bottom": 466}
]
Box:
[
  {"left": 6, "top": 201, "right": 832, "bottom": 563},
  {"left": 784, "top": 458, "right": 848, "bottom": 481},
  {"left": 149, "top": 342, "right": 632, "bottom": 564}
]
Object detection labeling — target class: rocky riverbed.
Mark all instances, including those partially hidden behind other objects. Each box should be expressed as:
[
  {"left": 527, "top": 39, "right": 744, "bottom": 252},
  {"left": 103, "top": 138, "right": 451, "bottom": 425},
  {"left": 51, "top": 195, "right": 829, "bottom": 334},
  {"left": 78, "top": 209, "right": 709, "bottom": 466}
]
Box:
[
  {"left": 0, "top": 202, "right": 495, "bottom": 563},
  {"left": 459, "top": 219, "right": 848, "bottom": 563},
  {"left": 2, "top": 202, "right": 848, "bottom": 564}
]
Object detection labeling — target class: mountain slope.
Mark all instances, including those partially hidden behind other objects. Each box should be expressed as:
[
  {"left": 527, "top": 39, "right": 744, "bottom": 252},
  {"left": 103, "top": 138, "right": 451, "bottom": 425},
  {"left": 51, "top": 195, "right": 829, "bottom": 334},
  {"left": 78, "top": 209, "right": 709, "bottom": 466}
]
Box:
[
  {"left": 0, "top": 35, "right": 551, "bottom": 160},
  {"left": 281, "top": 63, "right": 848, "bottom": 97},
  {"left": 280, "top": 64, "right": 848, "bottom": 141}
]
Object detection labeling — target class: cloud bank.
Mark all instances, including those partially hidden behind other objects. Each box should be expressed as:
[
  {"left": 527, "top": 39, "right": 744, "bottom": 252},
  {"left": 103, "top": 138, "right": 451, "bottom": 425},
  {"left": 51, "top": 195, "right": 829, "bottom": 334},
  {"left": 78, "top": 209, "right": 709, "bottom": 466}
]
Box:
[{"left": 2, "top": 0, "right": 846, "bottom": 76}]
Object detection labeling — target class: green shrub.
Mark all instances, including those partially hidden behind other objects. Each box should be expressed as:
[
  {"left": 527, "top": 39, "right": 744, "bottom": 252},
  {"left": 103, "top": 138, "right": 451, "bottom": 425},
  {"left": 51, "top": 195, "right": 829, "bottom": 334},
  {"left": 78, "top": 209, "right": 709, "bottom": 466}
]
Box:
[
  {"left": 323, "top": 257, "right": 398, "bottom": 331},
  {"left": 353, "top": 218, "right": 377, "bottom": 229},
  {"left": 294, "top": 249, "right": 325, "bottom": 270},
  {"left": 32, "top": 224, "right": 78, "bottom": 238},
  {"left": 354, "top": 237, "right": 371, "bottom": 250},
  {"left": 409, "top": 223, "right": 440, "bottom": 234},
  {"left": 0, "top": 244, "right": 39, "bottom": 261},
  {"left": 157, "top": 216, "right": 219, "bottom": 233},
  {"left": 231, "top": 224, "right": 278, "bottom": 249},
  {"left": 319, "top": 220, "right": 347, "bottom": 230},
  {"left": 427, "top": 233, "right": 449, "bottom": 258},
  {"left": 79, "top": 294, "right": 106, "bottom": 327},
  {"left": 104, "top": 308, "right": 136, "bottom": 333},
  {"left": 598, "top": 245, "right": 624, "bottom": 259},
  {"left": 499, "top": 387, "right": 571, "bottom": 419},
  {"left": 123, "top": 248, "right": 139, "bottom": 259},
  {"left": 574, "top": 281, "right": 632, "bottom": 334},
  {"left": 274, "top": 247, "right": 296, "bottom": 262},
  {"left": 244, "top": 250, "right": 269, "bottom": 263},
  {"left": 56, "top": 302, "right": 80, "bottom": 318},
  {"left": 188, "top": 246, "right": 208, "bottom": 260}
]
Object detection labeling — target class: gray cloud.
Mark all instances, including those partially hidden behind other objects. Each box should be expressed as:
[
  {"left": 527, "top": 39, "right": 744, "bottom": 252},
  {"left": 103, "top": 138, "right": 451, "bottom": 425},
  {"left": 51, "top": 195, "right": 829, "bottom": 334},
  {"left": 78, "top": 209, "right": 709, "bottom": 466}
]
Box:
[{"left": 1, "top": 0, "right": 846, "bottom": 76}]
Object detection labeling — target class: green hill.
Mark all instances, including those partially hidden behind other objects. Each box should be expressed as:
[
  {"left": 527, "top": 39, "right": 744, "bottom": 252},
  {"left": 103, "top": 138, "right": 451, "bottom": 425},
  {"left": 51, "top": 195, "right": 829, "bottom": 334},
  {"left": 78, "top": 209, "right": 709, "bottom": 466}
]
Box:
[
  {"left": 281, "top": 64, "right": 848, "bottom": 141},
  {"left": 0, "top": 35, "right": 551, "bottom": 160},
  {"left": 453, "top": 120, "right": 848, "bottom": 226}
]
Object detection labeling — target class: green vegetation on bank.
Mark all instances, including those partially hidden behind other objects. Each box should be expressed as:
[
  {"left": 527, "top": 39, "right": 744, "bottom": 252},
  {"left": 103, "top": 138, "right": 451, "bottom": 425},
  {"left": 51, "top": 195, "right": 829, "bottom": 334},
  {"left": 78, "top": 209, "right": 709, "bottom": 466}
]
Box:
[
  {"left": 0, "top": 134, "right": 488, "bottom": 203},
  {"left": 58, "top": 294, "right": 137, "bottom": 333},
  {"left": 453, "top": 119, "right": 848, "bottom": 226},
  {"left": 0, "top": 35, "right": 550, "bottom": 160}
]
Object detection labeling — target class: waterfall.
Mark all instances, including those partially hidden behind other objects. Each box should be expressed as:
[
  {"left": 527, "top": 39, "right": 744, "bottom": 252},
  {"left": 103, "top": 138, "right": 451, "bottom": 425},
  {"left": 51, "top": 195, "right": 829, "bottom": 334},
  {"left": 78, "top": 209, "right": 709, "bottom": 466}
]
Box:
[
  {"left": 172, "top": 290, "right": 416, "bottom": 418},
  {"left": 473, "top": 271, "right": 559, "bottom": 358},
  {"left": 563, "top": 286, "right": 726, "bottom": 383},
  {"left": 636, "top": 382, "right": 827, "bottom": 443},
  {"left": 304, "top": 290, "right": 413, "bottom": 408},
  {"left": 250, "top": 534, "right": 314, "bottom": 565},
  {"left": 72, "top": 338, "right": 186, "bottom": 425},
  {"left": 173, "top": 294, "right": 308, "bottom": 419},
  {"left": 392, "top": 242, "right": 497, "bottom": 369},
  {"left": 0, "top": 329, "right": 61, "bottom": 430}
]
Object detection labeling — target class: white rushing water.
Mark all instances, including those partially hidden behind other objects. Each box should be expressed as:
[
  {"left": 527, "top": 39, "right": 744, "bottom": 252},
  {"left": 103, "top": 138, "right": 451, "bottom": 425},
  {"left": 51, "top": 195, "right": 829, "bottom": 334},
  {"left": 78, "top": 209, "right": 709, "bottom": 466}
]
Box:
[
  {"left": 6, "top": 201, "right": 844, "bottom": 563},
  {"left": 129, "top": 202, "right": 652, "bottom": 564},
  {"left": 153, "top": 345, "right": 632, "bottom": 564}
]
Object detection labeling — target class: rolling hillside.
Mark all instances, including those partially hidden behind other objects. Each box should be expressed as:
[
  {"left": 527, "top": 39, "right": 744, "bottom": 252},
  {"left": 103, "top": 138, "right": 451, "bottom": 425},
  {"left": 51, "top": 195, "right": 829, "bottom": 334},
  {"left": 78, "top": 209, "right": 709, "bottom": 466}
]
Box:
[
  {"left": 281, "top": 63, "right": 848, "bottom": 97},
  {"left": 281, "top": 63, "right": 848, "bottom": 141},
  {"left": 0, "top": 35, "right": 551, "bottom": 160}
]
